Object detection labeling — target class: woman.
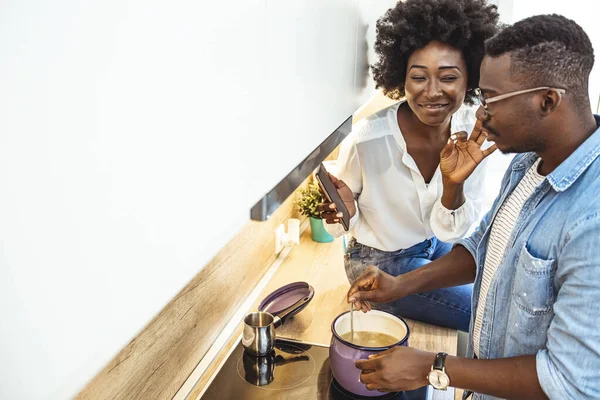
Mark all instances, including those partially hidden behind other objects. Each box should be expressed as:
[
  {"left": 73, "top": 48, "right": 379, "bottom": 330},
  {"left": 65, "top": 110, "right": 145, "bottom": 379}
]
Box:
[{"left": 319, "top": 0, "right": 499, "bottom": 331}]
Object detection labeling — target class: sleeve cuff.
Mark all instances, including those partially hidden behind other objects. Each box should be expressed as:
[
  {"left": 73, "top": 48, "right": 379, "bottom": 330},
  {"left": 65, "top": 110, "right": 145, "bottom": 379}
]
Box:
[
  {"left": 453, "top": 235, "right": 479, "bottom": 261},
  {"left": 435, "top": 198, "right": 469, "bottom": 215},
  {"left": 536, "top": 349, "right": 572, "bottom": 399},
  {"left": 430, "top": 197, "right": 476, "bottom": 242},
  {"left": 347, "top": 201, "right": 359, "bottom": 231}
]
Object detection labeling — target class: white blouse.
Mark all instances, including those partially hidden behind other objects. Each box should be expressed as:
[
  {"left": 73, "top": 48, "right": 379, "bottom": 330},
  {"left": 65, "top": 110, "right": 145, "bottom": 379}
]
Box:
[{"left": 325, "top": 101, "right": 488, "bottom": 252}]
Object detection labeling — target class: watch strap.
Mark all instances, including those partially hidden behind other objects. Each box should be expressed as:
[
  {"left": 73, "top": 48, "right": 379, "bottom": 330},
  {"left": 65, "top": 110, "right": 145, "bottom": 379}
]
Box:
[{"left": 433, "top": 352, "right": 448, "bottom": 371}]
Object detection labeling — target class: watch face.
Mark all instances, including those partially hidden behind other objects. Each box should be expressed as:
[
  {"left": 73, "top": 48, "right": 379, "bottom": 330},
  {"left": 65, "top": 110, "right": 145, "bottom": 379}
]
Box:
[{"left": 428, "top": 370, "right": 450, "bottom": 390}]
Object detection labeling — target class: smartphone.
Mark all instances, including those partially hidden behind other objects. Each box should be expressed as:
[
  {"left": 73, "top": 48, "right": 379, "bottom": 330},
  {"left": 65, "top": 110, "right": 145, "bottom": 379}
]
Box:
[{"left": 315, "top": 163, "right": 350, "bottom": 231}]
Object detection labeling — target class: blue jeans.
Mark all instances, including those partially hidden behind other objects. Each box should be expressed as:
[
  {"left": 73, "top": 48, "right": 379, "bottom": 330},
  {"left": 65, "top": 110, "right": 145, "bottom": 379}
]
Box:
[{"left": 344, "top": 237, "right": 472, "bottom": 332}]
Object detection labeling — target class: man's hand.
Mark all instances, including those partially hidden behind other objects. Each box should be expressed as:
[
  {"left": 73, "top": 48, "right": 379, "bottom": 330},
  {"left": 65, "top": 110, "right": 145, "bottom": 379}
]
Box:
[
  {"left": 316, "top": 173, "right": 356, "bottom": 224},
  {"left": 440, "top": 119, "right": 497, "bottom": 185},
  {"left": 357, "top": 350, "right": 549, "bottom": 399},
  {"left": 356, "top": 346, "right": 433, "bottom": 392},
  {"left": 347, "top": 266, "right": 402, "bottom": 312}
]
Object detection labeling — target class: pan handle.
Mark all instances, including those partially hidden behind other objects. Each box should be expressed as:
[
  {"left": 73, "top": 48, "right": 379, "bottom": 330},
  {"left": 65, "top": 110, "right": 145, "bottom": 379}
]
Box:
[{"left": 273, "top": 286, "right": 314, "bottom": 328}]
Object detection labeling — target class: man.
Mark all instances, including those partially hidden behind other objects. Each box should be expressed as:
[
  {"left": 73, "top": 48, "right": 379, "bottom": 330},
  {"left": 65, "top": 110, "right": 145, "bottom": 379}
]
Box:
[{"left": 346, "top": 14, "right": 600, "bottom": 399}]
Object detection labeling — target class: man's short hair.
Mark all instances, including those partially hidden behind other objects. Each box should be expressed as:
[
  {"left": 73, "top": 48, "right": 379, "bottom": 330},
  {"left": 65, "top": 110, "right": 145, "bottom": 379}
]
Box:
[{"left": 485, "top": 14, "right": 594, "bottom": 107}]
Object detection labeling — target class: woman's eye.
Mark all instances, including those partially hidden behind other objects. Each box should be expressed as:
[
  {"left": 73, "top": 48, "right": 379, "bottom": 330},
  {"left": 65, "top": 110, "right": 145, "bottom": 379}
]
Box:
[
  {"left": 441, "top": 76, "right": 458, "bottom": 82},
  {"left": 411, "top": 76, "right": 426, "bottom": 81}
]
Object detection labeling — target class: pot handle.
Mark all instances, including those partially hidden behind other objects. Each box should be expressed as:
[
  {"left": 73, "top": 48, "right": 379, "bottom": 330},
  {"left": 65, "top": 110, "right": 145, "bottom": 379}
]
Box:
[{"left": 273, "top": 288, "right": 314, "bottom": 328}]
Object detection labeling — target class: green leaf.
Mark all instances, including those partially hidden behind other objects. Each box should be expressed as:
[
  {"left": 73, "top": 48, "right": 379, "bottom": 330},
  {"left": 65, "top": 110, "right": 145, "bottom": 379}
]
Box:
[{"left": 295, "top": 181, "right": 324, "bottom": 219}]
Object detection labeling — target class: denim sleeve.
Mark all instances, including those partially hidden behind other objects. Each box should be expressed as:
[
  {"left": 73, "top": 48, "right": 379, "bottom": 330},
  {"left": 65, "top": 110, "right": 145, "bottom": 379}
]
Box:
[
  {"left": 453, "top": 207, "right": 491, "bottom": 261},
  {"left": 536, "top": 212, "right": 600, "bottom": 399},
  {"left": 453, "top": 155, "right": 514, "bottom": 262}
]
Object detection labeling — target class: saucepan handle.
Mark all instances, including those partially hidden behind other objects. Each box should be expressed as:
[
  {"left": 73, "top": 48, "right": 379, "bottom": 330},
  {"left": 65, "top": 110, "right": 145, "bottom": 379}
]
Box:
[{"left": 273, "top": 287, "right": 314, "bottom": 328}]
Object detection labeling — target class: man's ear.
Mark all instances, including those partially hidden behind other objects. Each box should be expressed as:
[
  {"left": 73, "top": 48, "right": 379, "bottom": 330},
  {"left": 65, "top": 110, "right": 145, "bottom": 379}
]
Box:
[{"left": 540, "top": 89, "right": 562, "bottom": 115}]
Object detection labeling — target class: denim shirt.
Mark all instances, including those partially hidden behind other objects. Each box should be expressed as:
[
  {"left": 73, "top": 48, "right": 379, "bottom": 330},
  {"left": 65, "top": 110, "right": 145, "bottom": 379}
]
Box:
[{"left": 457, "top": 117, "right": 600, "bottom": 399}]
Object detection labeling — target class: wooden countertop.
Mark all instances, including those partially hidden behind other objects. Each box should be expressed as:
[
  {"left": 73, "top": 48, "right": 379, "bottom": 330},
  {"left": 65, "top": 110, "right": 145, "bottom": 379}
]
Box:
[{"left": 186, "top": 229, "right": 458, "bottom": 399}]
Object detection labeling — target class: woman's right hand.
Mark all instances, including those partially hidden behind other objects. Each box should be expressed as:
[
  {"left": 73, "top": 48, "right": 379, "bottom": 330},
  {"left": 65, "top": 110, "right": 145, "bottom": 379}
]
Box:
[
  {"left": 316, "top": 173, "right": 356, "bottom": 224},
  {"left": 347, "top": 266, "right": 401, "bottom": 312},
  {"left": 440, "top": 118, "right": 497, "bottom": 185}
]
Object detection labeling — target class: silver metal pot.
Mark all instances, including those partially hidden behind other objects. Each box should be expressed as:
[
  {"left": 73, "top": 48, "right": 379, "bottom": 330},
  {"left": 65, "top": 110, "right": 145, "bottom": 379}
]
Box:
[{"left": 242, "top": 293, "right": 311, "bottom": 356}]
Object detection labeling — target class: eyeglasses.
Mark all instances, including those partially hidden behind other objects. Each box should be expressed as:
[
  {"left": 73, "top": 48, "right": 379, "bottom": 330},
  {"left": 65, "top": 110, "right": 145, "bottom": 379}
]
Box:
[{"left": 474, "top": 87, "right": 566, "bottom": 118}]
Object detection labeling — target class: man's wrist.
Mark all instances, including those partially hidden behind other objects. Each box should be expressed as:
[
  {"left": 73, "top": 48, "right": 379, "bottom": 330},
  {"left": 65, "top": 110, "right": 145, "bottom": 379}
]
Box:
[
  {"left": 444, "top": 355, "right": 460, "bottom": 385},
  {"left": 392, "top": 275, "right": 408, "bottom": 299},
  {"left": 393, "top": 272, "right": 422, "bottom": 300}
]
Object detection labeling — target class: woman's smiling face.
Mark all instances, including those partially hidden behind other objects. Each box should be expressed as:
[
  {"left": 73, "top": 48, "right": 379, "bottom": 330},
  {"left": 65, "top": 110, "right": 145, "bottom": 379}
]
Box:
[{"left": 404, "top": 40, "right": 468, "bottom": 127}]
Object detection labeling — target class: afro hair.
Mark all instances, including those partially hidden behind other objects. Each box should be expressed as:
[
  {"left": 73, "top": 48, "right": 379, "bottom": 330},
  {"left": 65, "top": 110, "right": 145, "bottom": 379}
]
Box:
[{"left": 372, "top": 0, "right": 500, "bottom": 104}]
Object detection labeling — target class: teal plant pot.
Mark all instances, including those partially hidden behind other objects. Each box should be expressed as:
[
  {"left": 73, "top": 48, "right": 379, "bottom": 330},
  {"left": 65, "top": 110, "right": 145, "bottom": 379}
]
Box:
[{"left": 309, "top": 217, "right": 334, "bottom": 243}]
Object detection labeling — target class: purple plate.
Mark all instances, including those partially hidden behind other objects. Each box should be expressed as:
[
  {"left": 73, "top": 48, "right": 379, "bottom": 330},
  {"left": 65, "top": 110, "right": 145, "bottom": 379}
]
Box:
[{"left": 258, "top": 281, "right": 315, "bottom": 322}]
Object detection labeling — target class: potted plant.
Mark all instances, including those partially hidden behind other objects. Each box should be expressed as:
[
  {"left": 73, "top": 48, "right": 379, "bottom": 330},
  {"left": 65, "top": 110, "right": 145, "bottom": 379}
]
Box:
[{"left": 295, "top": 181, "right": 334, "bottom": 243}]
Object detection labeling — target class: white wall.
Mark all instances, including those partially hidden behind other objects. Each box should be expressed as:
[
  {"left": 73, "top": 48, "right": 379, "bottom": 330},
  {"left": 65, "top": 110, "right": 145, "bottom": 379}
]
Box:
[
  {"left": 502, "top": 0, "right": 600, "bottom": 111},
  {"left": 0, "top": 1, "right": 365, "bottom": 398},
  {"left": 354, "top": 0, "right": 398, "bottom": 104}
]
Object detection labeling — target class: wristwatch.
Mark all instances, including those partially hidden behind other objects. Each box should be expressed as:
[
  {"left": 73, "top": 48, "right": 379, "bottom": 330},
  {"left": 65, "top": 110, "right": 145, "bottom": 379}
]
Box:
[{"left": 427, "top": 352, "right": 450, "bottom": 390}]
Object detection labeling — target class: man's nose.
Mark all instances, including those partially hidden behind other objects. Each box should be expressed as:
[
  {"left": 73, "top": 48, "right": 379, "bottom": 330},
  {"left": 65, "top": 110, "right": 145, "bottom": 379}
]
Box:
[{"left": 476, "top": 105, "right": 489, "bottom": 120}]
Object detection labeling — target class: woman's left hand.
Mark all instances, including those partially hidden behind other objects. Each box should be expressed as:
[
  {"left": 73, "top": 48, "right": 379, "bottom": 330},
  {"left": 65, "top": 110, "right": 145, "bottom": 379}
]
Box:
[
  {"left": 440, "top": 119, "right": 497, "bottom": 185},
  {"left": 355, "top": 346, "right": 433, "bottom": 392}
]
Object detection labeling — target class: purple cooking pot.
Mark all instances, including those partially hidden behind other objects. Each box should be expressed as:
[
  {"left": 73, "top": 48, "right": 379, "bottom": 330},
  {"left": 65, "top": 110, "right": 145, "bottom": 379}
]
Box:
[{"left": 330, "top": 309, "right": 410, "bottom": 397}]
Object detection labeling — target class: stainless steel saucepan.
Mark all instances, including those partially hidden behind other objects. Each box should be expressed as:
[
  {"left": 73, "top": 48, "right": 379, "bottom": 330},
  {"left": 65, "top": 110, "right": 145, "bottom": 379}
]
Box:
[{"left": 242, "top": 294, "right": 311, "bottom": 356}]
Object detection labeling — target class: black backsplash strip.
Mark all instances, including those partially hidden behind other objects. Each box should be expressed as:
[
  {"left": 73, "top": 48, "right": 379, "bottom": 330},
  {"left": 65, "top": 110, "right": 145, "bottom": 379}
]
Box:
[{"left": 250, "top": 115, "right": 353, "bottom": 221}]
